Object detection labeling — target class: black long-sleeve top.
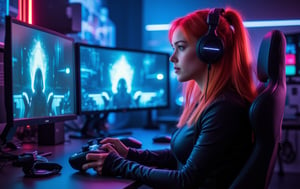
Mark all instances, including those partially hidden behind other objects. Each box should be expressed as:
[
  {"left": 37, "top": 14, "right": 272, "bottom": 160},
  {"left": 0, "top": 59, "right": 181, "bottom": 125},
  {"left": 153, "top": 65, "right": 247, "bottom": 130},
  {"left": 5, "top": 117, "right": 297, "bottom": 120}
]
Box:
[{"left": 102, "top": 90, "right": 253, "bottom": 189}]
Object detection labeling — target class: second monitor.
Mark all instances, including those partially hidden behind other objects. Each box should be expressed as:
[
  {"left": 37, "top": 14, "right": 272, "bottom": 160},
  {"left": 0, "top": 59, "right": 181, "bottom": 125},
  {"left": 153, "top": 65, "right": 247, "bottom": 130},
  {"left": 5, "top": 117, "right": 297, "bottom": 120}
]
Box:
[
  {"left": 76, "top": 43, "right": 170, "bottom": 114},
  {"left": 73, "top": 43, "right": 170, "bottom": 137}
]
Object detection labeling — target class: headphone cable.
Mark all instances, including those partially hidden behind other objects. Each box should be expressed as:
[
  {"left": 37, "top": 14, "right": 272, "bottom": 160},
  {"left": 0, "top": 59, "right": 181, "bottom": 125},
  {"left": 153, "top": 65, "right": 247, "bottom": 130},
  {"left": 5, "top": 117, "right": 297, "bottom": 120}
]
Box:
[{"left": 205, "top": 64, "right": 211, "bottom": 102}]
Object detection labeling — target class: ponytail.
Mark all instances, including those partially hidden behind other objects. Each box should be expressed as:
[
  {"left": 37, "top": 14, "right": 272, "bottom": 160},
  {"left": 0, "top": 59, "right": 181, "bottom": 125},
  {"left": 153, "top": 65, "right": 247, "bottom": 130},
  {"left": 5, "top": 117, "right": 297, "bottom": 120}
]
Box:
[{"left": 224, "top": 8, "right": 257, "bottom": 103}]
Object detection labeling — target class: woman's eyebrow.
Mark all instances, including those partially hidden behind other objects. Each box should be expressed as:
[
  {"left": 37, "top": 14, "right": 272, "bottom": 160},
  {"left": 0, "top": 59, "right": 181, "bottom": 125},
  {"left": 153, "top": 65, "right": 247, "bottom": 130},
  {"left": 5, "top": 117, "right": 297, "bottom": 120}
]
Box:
[{"left": 173, "top": 40, "right": 187, "bottom": 46}]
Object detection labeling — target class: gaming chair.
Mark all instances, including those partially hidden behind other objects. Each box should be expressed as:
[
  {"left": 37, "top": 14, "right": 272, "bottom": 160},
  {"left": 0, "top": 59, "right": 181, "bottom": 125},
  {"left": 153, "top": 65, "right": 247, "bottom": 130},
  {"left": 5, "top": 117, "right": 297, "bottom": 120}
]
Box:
[{"left": 229, "top": 30, "right": 287, "bottom": 189}]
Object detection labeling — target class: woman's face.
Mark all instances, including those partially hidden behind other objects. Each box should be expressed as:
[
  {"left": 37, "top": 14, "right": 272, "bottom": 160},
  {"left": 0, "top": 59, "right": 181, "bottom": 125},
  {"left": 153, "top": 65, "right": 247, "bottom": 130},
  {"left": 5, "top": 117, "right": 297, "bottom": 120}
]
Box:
[{"left": 169, "top": 27, "right": 207, "bottom": 89}]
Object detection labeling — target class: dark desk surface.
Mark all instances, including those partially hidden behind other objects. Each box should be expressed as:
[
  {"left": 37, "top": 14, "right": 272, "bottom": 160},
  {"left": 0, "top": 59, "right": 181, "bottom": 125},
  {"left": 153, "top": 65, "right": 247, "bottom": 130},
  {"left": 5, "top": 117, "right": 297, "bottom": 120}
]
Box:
[{"left": 0, "top": 128, "right": 171, "bottom": 189}]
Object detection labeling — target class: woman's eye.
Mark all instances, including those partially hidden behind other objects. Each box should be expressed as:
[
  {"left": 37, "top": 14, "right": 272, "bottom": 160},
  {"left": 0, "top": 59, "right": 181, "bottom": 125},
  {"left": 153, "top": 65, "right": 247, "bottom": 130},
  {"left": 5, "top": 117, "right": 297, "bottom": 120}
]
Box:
[{"left": 178, "top": 45, "right": 185, "bottom": 51}]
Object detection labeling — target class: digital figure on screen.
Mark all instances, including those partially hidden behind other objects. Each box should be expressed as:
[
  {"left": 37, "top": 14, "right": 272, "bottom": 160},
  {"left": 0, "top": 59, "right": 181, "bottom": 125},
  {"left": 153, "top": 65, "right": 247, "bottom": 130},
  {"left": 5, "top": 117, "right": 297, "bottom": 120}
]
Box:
[
  {"left": 80, "top": 7, "right": 258, "bottom": 189},
  {"left": 27, "top": 68, "right": 49, "bottom": 117},
  {"left": 109, "top": 78, "right": 136, "bottom": 109},
  {"left": 21, "top": 67, "right": 53, "bottom": 118}
]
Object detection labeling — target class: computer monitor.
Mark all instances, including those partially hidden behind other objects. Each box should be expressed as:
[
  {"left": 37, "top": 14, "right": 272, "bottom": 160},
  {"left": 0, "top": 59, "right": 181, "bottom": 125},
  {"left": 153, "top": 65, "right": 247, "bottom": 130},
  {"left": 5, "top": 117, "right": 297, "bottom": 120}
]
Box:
[
  {"left": 1, "top": 16, "right": 77, "bottom": 144},
  {"left": 285, "top": 33, "right": 300, "bottom": 81},
  {"left": 75, "top": 43, "right": 170, "bottom": 137}
]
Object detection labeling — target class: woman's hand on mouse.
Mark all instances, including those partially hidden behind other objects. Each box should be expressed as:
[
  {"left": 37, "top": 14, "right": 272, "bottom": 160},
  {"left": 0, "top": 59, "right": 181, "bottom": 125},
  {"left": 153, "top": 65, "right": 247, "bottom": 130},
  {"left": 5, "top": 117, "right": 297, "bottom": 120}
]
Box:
[{"left": 100, "top": 137, "right": 129, "bottom": 158}]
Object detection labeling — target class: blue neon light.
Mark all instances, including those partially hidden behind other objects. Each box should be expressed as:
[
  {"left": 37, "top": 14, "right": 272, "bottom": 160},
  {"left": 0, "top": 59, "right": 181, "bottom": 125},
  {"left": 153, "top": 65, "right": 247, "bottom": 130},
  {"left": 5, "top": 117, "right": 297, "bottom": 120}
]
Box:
[
  {"left": 6, "top": 0, "right": 9, "bottom": 15},
  {"left": 145, "top": 19, "right": 300, "bottom": 31}
]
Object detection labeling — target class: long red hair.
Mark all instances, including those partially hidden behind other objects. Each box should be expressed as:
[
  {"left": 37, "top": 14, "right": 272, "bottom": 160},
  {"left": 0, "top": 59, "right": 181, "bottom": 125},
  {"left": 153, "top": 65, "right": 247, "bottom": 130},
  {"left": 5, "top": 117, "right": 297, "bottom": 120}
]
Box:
[{"left": 169, "top": 8, "right": 257, "bottom": 127}]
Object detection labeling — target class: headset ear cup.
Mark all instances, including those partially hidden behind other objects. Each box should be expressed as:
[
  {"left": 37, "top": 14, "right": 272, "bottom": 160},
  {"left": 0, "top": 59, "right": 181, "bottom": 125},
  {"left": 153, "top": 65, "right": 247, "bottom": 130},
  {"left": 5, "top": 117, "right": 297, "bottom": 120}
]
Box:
[
  {"left": 197, "top": 34, "right": 224, "bottom": 63},
  {"left": 197, "top": 8, "right": 225, "bottom": 64}
]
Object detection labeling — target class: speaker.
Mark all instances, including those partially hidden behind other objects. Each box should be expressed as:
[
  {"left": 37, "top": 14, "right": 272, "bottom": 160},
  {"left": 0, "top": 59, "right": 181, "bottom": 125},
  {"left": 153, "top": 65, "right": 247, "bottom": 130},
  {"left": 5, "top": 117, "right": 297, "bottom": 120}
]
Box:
[{"left": 197, "top": 8, "right": 224, "bottom": 64}]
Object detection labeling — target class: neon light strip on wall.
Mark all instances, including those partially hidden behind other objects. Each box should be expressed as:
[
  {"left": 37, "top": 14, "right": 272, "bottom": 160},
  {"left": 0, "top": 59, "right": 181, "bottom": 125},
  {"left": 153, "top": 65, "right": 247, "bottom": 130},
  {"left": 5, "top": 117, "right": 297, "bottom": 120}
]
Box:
[
  {"left": 18, "top": 0, "right": 32, "bottom": 24},
  {"left": 145, "top": 19, "right": 300, "bottom": 31},
  {"left": 18, "top": 0, "right": 22, "bottom": 20},
  {"left": 244, "top": 19, "right": 300, "bottom": 28},
  {"left": 28, "top": 0, "right": 32, "bottom": 24}
]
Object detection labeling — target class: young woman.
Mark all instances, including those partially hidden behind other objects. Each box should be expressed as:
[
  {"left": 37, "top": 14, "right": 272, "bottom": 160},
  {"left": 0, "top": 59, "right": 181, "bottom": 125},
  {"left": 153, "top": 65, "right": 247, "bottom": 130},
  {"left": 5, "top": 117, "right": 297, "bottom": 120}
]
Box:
[{"left": 82, "top": 7, "right": 257, "bottom": 189}]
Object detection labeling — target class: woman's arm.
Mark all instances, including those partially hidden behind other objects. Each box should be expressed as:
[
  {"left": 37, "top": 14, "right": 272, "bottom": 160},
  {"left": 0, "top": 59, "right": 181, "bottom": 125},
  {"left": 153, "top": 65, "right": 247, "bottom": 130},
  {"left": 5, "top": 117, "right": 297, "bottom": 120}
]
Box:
[{"left": 126, "top": 148, "right": 177, "bottom": 169}]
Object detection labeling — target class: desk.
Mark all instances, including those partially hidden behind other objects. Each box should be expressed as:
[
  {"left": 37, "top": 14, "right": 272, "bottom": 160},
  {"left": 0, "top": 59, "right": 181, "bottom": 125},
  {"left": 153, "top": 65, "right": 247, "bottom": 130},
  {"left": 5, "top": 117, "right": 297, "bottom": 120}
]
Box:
[{"left": 0, "top": 128, "right": 171, "bottom": 189}]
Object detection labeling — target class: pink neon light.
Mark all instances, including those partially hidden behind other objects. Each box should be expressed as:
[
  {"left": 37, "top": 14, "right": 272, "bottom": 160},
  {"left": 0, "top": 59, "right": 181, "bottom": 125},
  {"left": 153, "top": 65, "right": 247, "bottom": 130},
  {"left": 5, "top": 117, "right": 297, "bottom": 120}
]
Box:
[{"left": 286, "top": 54, "right": 296, "bottom": 65}]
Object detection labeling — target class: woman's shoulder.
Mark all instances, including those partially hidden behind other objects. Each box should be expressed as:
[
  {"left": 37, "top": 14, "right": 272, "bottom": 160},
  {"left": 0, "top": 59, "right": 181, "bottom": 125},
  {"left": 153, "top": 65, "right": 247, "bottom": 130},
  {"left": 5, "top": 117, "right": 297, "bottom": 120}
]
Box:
[
  {"left": 215, "top": 89, "right": 250, "bottom": 108},
  {"left": 197, "top": 89, "right": 251, "bottom": 130},
  {"left": 203, "top": 89, "right": 250, "bottom": 118}
]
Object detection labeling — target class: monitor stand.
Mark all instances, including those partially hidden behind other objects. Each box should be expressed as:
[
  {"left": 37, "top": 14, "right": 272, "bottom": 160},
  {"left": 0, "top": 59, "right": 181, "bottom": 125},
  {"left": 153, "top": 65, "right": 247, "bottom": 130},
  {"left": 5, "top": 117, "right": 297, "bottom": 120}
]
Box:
[
  {"left": 144, "top": 110, "right": 160, "bottom": 130},
  {"left": 69, "top": 112, "right": 132, "bottom": 139},
  {"left": 38, "top": 122, "right": 65, "bottom": 145}
]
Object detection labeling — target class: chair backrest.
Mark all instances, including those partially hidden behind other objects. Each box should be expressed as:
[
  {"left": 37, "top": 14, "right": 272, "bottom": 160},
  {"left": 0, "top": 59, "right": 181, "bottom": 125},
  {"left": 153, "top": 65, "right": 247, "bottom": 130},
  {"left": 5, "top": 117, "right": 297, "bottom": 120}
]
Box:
[{"left": 230, "top": 30, "right": 287, "bottom": 189}]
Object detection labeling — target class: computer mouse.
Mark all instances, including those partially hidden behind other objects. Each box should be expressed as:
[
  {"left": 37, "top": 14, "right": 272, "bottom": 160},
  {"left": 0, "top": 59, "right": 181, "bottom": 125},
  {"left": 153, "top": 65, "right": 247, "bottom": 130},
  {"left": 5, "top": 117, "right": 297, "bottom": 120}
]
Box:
[
  {"left": 152, "top": 135, "right": 171, "bottom": 143},
  {"left": 120, "top": 137, "right": 142, "bottom": 149}
]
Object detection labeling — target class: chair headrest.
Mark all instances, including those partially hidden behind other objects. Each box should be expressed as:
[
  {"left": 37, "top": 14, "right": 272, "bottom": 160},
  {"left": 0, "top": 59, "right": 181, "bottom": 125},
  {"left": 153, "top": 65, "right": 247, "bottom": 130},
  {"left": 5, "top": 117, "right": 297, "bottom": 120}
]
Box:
[{"left": 257, "top": 30, "right": 286, "bottom": 83}]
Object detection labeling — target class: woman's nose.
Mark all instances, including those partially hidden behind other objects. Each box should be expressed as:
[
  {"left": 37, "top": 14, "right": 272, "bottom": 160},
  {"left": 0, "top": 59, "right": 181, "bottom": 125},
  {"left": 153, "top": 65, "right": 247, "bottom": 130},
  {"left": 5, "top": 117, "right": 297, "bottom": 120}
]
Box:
[{"left": 169, "top": 53, "right": 177, "bottom": 63}]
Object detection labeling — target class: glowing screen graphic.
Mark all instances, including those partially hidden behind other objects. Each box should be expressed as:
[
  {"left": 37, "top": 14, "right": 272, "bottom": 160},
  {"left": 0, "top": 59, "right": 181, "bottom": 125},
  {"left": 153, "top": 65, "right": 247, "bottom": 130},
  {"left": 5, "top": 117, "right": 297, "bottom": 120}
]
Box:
[
  {"left": 78, "top": 44, "right": 169, "bottom": 112},
  {"left": 286, "top": 43, "right": 296, "bottom": 76},
  {"left": 11, "top": 21, "right": 76, "bottom": 119}
]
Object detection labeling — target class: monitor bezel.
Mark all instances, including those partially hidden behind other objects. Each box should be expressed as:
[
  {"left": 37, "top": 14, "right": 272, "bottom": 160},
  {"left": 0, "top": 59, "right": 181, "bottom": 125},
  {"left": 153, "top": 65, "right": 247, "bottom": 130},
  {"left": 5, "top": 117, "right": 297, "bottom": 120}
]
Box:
[
  {"left": 4, "top": 16, "right": 78, "bottom": 129},
  {"left": 75, "top": 42, "right": 171, "bottom": 115}
]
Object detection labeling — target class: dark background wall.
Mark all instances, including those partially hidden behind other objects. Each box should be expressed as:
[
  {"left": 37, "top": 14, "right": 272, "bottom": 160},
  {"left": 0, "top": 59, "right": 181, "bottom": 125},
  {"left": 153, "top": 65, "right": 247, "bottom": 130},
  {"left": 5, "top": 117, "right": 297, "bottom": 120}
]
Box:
[{"left": 106, "top": 0, "right": 143, "bottom": 49}]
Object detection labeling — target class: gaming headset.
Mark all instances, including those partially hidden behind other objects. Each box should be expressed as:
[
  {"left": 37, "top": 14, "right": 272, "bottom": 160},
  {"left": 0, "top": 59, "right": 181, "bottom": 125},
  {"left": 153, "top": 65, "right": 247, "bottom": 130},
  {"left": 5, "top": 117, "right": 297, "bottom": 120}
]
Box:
[{"left": 196, "top": 8, "right": 225, "bottom": 64}]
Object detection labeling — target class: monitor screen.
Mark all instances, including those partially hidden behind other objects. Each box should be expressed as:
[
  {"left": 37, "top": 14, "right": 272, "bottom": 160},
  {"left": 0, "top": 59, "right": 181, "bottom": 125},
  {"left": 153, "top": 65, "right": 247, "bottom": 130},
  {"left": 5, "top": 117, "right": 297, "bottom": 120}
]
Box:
[
  {"left": 285, "top": 33, "right": 300, "bottom": 78},
  {"left": 2, "top": 16, "right": 77, "bottom": 143},
  {"left": 76, "top": 43, "right": 170, "bottom": 114}
]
